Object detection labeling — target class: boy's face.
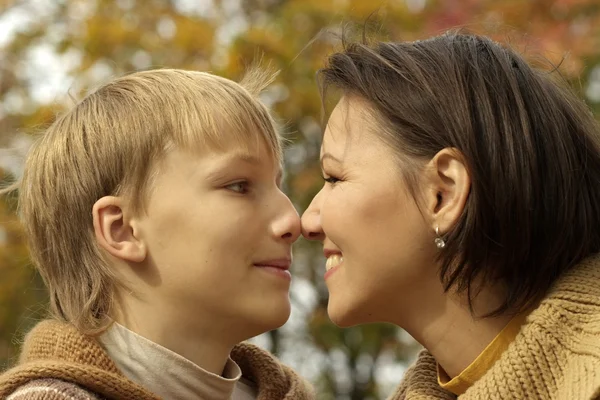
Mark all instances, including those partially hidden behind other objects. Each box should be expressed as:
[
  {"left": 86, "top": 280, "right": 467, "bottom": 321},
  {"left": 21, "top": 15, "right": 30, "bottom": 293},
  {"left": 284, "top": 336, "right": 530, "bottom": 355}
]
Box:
[{"left": 133, "top": 138, "right": 300, "bottom": 340}]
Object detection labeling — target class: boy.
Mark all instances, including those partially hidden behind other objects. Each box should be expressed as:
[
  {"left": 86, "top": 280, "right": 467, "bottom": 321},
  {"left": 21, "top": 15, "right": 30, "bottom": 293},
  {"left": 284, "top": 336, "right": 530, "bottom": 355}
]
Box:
[{"left": 0, "top": 68, "right": 313, "bottom": 399}]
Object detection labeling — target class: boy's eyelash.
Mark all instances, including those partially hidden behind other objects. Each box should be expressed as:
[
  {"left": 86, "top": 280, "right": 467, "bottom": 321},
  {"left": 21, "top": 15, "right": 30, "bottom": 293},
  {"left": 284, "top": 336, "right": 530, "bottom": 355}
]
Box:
[{"left": 226, "top": 181, "right": 250, "bottom": 194}]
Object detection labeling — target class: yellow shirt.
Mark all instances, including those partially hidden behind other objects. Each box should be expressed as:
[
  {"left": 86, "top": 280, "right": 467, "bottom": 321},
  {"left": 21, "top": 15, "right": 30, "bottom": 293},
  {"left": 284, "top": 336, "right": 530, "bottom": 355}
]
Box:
[{"left": 437, "top": 314, "right": 527, "bottom": 395}]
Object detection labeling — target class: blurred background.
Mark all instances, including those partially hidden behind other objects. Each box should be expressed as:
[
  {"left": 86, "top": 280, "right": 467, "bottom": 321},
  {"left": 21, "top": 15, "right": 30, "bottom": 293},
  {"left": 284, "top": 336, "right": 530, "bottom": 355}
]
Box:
[{"left": 0, "top": 0, "right": 599, "bottom": 399}]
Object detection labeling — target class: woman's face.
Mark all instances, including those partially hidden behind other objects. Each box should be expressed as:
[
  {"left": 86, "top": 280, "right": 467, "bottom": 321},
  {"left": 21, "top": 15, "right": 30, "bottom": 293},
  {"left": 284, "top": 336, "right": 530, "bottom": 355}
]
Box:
[{"left": 301, "top": 97, "right": 439, "bottom": 327}]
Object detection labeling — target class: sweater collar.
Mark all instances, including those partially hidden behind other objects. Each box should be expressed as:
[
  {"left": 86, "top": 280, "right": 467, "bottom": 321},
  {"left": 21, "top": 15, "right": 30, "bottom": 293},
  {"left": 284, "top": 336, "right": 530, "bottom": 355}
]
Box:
[{"left": 0, "top": 320, "right": 314, "bottom": 400}]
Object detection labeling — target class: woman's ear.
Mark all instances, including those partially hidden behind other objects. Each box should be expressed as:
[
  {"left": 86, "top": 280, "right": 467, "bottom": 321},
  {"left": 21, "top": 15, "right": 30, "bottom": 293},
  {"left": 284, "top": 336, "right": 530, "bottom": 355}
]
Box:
[
  {"left": 422, "top": 148, "right": 471, "bottom": 233},
  {"left": 92, "top": 196, "right": 146, "bottom": 263}
]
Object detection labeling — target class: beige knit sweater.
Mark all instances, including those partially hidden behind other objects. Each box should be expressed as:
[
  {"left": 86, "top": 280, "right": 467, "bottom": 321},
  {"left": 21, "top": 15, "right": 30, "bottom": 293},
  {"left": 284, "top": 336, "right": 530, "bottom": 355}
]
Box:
[
  {"left": 389, "top": 255, "right": 600, "bottom": 399},
  {"left": 0, "top": 320, "right": 314, "bottom": 400}
]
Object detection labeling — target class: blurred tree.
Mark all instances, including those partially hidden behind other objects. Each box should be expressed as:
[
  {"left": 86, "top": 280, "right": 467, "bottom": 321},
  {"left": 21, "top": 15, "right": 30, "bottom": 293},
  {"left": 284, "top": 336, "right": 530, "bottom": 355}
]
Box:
[{"left": 0, "top": 0, "right": 599, "bottom": 398}]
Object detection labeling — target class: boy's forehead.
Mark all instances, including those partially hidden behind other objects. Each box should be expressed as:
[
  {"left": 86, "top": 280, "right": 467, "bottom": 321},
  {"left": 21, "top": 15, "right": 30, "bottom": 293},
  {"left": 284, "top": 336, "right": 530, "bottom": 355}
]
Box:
[
  {"left": 184, "top": 135, "right": 281, "bottom": 170},
  {"left": 205, "top": 134, "right": 274, "bottom": 158}
]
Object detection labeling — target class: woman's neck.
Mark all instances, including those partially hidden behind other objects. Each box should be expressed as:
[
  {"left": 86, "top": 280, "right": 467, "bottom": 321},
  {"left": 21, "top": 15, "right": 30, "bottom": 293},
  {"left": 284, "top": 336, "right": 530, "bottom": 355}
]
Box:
[{"left": 393, "top": 281, "right": 512, "bottom": 379}]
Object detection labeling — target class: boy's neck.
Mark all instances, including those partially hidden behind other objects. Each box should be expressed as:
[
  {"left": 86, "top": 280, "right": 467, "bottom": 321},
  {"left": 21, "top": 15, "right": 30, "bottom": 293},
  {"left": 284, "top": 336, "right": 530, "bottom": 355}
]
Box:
[{"left": 112, "top": 300, "right": 237, "bottom": 376}]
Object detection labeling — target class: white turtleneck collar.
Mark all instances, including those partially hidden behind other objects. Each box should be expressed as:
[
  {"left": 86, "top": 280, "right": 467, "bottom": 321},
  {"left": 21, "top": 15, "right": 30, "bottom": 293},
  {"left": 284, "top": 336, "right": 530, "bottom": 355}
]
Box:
[{"left": 99, "top": 322, "right": 257, "bottom": 399}]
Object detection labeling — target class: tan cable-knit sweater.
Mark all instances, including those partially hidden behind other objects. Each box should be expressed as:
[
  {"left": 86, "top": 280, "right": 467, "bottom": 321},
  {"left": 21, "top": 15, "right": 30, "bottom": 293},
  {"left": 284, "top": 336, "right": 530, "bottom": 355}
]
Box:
[
  {"left": 389, "top": 255, "right": 600, "bottom": 399},
  {"left": 0, "top": 320, "right": 314, "bottom": 400}
]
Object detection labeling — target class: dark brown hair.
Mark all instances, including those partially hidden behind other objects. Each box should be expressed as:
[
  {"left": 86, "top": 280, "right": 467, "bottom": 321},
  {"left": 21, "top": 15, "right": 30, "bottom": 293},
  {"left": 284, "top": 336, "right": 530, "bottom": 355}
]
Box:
[{"left": 317, "top": 31, "right": 600, "bottom": 316}]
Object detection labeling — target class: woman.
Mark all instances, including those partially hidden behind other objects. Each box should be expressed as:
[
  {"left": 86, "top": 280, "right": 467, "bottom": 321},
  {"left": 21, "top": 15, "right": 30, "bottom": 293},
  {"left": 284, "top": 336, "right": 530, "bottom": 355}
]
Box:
[{"left": 302, "top": 31, "right": 600, "bottom": 399}]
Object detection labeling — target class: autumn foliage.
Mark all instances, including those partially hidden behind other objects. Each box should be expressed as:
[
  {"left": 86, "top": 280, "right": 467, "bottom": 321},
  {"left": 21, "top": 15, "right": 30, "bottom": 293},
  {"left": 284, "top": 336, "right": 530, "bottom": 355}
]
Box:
[{"left": 0, "top": 0, "right": 599, "bottom": 397}]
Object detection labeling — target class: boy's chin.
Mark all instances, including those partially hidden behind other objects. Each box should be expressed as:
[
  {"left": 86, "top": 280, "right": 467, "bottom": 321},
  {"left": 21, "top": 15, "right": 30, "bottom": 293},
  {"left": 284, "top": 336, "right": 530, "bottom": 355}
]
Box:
[
  {"left": 266, "top": 311, "right": 291, "bottom": 331},
  {"left": 242, "top": 304, "right": 291, "bottom": 338},
  {"left": 265, "top": 305, "right": 291, "bottom": 329}
]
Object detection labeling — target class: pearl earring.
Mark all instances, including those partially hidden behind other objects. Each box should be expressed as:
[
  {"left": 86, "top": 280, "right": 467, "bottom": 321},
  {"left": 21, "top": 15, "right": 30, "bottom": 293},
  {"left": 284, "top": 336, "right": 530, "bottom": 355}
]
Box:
[{"left": 434, "top": 226, "right": 446, "bottom": 249}]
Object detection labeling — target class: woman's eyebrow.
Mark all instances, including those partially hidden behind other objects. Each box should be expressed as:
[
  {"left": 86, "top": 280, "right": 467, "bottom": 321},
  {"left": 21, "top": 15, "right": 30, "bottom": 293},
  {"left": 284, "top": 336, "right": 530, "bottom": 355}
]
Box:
[{"left": 320, "top": 152, "right": 342, "bottom": 166}]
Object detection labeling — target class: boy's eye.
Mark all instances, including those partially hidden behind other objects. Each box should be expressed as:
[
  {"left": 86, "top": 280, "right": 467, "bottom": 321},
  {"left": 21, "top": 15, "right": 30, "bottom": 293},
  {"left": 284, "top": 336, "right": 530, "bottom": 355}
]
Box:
[{"left": 226, "top": 181, "right": 249, "bottom": 194}]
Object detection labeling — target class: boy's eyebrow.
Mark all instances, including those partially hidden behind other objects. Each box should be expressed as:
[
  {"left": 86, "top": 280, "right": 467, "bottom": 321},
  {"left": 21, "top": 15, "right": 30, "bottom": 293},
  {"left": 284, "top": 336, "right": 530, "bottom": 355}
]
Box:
[
  {"left": 226, "top": 152, "right": 263, "bottom": 165},
  {"left": 204, "top": 151, "right": 282, "bottom": 181}
]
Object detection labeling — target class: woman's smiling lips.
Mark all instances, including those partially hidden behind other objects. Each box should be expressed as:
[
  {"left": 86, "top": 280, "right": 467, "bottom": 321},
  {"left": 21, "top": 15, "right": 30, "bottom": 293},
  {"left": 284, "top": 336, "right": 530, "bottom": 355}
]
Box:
[{"left": 324, "top": 249, "right": 344, "bottom": 280}]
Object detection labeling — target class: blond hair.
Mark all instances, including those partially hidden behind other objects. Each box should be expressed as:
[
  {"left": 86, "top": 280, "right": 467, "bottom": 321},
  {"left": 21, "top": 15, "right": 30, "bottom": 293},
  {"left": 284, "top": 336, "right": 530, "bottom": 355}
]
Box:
[{"left": 6, "top": 68, "right": 281, "bottom": 333}]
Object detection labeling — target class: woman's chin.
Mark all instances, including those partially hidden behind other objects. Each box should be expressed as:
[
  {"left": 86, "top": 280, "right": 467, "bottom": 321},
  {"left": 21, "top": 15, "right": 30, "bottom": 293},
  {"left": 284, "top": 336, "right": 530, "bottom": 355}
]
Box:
[{"left": 327, "top": 301, "right": 365, "bottom": 328}]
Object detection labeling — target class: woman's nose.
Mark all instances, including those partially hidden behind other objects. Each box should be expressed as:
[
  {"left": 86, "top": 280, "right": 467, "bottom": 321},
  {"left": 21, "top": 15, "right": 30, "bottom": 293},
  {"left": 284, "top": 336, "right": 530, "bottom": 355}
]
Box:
[{"left": 301, "top": 192, "right": 325, "bottom": 241}]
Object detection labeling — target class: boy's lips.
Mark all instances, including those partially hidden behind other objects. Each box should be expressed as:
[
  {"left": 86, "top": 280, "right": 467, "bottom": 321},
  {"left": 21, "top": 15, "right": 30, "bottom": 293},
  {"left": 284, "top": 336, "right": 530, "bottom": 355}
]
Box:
[
  {"left": 254, "top": 258, "right": 292, "bottom": 281},
  {"left": 253, "top": 258, "right": 292, "bottom": 270}
]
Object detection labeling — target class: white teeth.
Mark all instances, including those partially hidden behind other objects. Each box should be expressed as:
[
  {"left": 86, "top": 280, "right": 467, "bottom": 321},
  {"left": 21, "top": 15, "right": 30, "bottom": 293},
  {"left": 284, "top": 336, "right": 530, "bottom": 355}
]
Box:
[{"left": 325, "top": 254, "right": 344, "bottom": 271}]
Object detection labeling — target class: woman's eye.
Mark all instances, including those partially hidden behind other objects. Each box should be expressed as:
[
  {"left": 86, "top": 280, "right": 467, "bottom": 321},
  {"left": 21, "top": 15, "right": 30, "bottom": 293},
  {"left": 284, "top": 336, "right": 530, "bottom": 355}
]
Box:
[
  {"left": 226, "top": 181, "right": 249, "bottom": 194},
  {"left": 322, "top": 175, "right": 341, "bottom": 185}
]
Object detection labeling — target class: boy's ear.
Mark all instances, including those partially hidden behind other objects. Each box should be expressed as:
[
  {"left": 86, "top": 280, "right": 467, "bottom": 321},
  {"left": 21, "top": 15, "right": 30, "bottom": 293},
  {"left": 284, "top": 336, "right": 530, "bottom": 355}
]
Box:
[
  {"left": 422, "top": 148, "right": 471, "bottom": 233},
  {"left": 92, "top": 196, "right": 146, "bottom": 263}
]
